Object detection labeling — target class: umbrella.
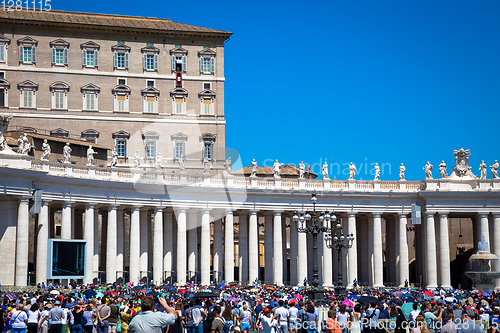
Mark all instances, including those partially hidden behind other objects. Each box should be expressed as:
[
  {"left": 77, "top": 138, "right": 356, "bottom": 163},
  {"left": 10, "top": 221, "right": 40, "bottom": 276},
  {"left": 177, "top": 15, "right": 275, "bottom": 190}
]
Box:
[
  {"left": 250, "top": 288, "right": 258, "bottom": 292},
  {"left": 185, "top": 292, "right": 195, "bottom": 299},
  {"left": 168, "top": 286, "right": 176, "bottom": 292},
  {"left": 348, "top": 295, "right": 359, "bottom": 300},
  {"left": 482, "top": 292, "right": 491, "bottom": 297},
  {"left": 402, "top": 293, "right": 412, "bottom": 299},
  {"left": 423, "top": 291, "right": 433, "bottom": 297},
  {"left": 5, "top": 293, "right": 16, "bottom": 300},
  {"left": 444, "top": 297, "right": 456, "bottom": 303},
  {"left": 393, "top": 291, "right": 403, "bottom": 297},
  {"left": 228, "top": 297, "right": 239, "bottom": 301},
  {"left": 178, "top": 289, "right": 187, "bottom": 295},
  {"left": 85, "top": 290, "right": 97, "bottom": 298},
  {"left": 415, "top": 296, "right": 424, "bottom": 303},
  {"left": 288, "top": 299, "right": 298, "bottom": 305},
  {"left": 191, "top": 292, "right": 218, "bottom": 298},
  {"left": 401, "top": 303, "right": 418, "bottom": 320},
  {"left": 133, "top": 286, "right": 142, "bottom": 291},
  {"left": 342, "top": 300, "right": 354, "bottom": 308},
  {"left": 295, "top": 295, "right": 303, "bottom": 300},
  {"left": 219, "top": 284, "right": 226, "bottom": 288},
  {"left": 389, "top": 298, "right": 403, "bottom": 306},
  {"left": 49, "top": 290, "right": 60, "bottom": 295},
  {"left": 357, "top": 296, "right": 377, "bottom": 307}
]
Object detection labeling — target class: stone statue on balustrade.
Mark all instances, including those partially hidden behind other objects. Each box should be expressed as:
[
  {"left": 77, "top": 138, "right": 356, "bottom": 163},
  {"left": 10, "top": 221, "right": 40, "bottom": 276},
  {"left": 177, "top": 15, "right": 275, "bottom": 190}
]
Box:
[
  {"left": 0, "top": 114, "right": 13, "bottom": 152},
  {"left": 299, "top": 161, "right": 305, "bottom": 179},
  {"left": 273, "top": 159, "right": 283, "bottom": 178},
  {"left": 450, "top": 148, "right": 477, "bottom": 179},
  {"left": 423, "top": 161, "right": 433, "bottom": 179},
  {"left": 87, "top": 145, "right": 97, "bottom": 166},
  {"left": 110, "top": 148, "right": 118, "bottom": 167},
  {"left": 203, "top": 157, "right": 211, "bottom": 175},
  {"left": 374, "top": 163, "right": 380, "bottom": 180},
  {"left": 479, "top": 160, "right": 487, "bottom": 179},
  {"left": 63, "top": 143, "right": 72, "bottom": 164},
  {"left": 41, "top": 139, "right": 51, "bottom": 161},
  {"left": 349, "top": 162, "right": 356, "bottom": 179},
  {"left": 155, "top": 153, "right": 162, "bottom": 170},
  {"left": 224, "top": 157, "right": 232, "bottom": 175},
  {"left": 322, "top": 162, "right": 329, "bottom": 180},
  {"left": 439, "top": 160, "right": 447, "bottom": 179},
  {"left": 17, "top": 134, "right": 31, "bottom": 155},
  {"left": 491, "top": 160, "right": 499, "bottom": 179},
  {"left": 133, "top": 150, "right": 140, "bottom": 168},
  {"left": 179, "top": 156, "right": 186, "bottom": 173},
  {"left": 399, "top": 163, "right": 406, "bottom": 180},
  {"left": 251, "top": 159, "right": 257, "bottom": 177}
]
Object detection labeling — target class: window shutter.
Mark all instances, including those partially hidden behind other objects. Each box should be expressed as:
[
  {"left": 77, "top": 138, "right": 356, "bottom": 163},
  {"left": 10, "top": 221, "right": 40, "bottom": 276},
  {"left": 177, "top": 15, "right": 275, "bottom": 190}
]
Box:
[
  {"left": 124, "top": 52, "right": 129, "bottom": 69},
  {"left": 94, "top": 50, "right": 99, "bottom": 66},
  {"left": 63, "top": 48, "right": 68, "bottom": 65},
  {"left": 171, "top": 55, "right": 175, "bottom": 71},
  {"left": 32, "top": 46, "right": 36, "bottom": 63},
  {"left": 200, "top": 57, "right": 203, "bottom": 73},
  {"left": 51, "top": 48, "right": 56, "bottom": 64},
  {"left": 147, "top": 96, "right": 155, "bottom": 102},
  {"left": 0, "top": 45, "right": 4, "bottom": 62},
  {"left": 182, "top": 55, "right": 187, "bottom": 72},
  {"left": 117, "top": 95, "right": 126, "bottom": 101},
  {"left": 154, "top": 54, "right": 158, "bottom": 70},
  {"left": 175, "top": 97, "right": 183, "bottom": 103},
  {"left": 113, "top": 51, "right": 118, "bottom": 68},
  {"left": 143, "top": 54, "right": 146, "bottom": 70},
  {"left": 19, "top": 45, "right": 23, "bottom": 62},
  {"left": 82, "top": 50, "right": 86, "bottom": 66},
  {"left": 210, "top": 57, "right": 215, "bottom": 73}
]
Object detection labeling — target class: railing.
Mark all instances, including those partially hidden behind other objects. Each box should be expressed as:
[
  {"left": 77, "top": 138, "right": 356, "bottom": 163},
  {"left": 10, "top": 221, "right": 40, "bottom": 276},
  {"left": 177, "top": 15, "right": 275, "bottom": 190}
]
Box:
[
  {"left": 117, "top": 170, "right": 133, "bottom": 178},
  {"left": 281, "top": 179, "right": 298, "bottom": 188},
  {"left": 380, "top": 181, "right": 399, "bottom": 190},
  {"left": 73, "top": 167, "right": 89, "bottom": 175},
  {"left": 233, "top": 177, "right": 249, "bottom": 186},
  {"left": 331, "top": 180, "right": 349, "bottom": 188},
  {"left": 355, "top": 181, "right": 374, "bottom": 189},
  {"left": 48, "top": 163, "right": 65, "bottom": 173},
  {"left": 257, "top": 178, "right": 274, "bottom": 187},
  {"left": 95, "top": 168, "right": 111, "bottom": 177},
  {"left": 140, "top": 172, "right": 156, "bottom": 181}
]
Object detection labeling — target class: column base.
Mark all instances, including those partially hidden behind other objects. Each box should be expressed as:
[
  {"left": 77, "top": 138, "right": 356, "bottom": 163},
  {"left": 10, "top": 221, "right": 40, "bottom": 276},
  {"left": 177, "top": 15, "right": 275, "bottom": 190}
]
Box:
[
  {"left": 426, "top": 284, "right": 438, "bottom": 289},
  {"left": 372, "top": 284, "right": 385, "bottom": 288}
]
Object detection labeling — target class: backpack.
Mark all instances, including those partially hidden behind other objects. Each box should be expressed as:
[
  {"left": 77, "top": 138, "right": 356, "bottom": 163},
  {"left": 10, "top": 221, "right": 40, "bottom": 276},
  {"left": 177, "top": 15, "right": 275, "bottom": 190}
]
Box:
[
  {"left": 205, "top": 310, "right": 216, "bottom": 332},
  {"left": 220, "top": 317, "right": 233, "bottom": 333}
]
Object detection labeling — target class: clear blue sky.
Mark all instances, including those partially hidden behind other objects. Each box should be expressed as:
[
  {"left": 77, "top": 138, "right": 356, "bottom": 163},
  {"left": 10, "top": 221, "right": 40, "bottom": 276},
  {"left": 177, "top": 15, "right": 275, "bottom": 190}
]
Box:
[{"left": 58, "top": 0, "right": 499, "bottom": 180}]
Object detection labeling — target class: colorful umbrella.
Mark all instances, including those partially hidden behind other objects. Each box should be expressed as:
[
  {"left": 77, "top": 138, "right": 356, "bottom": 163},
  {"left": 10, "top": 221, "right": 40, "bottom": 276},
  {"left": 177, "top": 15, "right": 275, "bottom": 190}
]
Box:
[
  {"left": 295, "top": 295, "right": 303, "bottom": 300},
  {"left": 348, "top": 295, "right": 359, "bottom": 300},
  {"left": 288, "top": 299, "right": 298, "bottom": 305},
  {"left": 342, "top": 300, "right": 354, "bottom": 308}
]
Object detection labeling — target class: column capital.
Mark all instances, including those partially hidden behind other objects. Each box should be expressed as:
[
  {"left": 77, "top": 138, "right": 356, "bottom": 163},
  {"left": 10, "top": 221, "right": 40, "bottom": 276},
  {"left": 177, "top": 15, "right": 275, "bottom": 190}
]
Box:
[
  {"left": 425, "top": 211, "right": 436, "bottom": 217},
  {"left": 154, "top": 207, "right": 165, "bottom": 213},
  {"left": 477, "top": 212, "right": 490, "bottom": 218},
  {"left": 347, "top": 211, "right": 357, "bottom": 218},
  {"left": 398, "top": 212, "right": 408, "bottom": 218},
  {"left": 372, "top": 212, "right": 382, "bottom": 218},
  {"left": 108, "top": 204, "right": 118, "bottom": 209},
  {"left": 273, "top": 210, "right": 283, "bottom": 216},
  {"left": 85, "top": 202, "right": 98, "bottom": 209},
  {"left": 62, "top": 201, "right": 72, "bottom": 208},
  {"left": 439, "top": 212, "right": 449, "bottom": 217},
  {"left": 249, "top": 210, "right": 258, "bottom": 215},
  {"left": 225, "top": 209, "right": 234, "bottom": 216},
  {"left": 491, "top": 212, "right": 500, "bottom": 218}
]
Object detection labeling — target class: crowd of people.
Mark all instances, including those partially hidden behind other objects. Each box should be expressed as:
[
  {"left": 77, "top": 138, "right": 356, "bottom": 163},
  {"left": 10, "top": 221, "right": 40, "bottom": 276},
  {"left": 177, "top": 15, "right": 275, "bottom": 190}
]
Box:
[{"left": 0, "top": 282, "right": 498, "bottom": 333}]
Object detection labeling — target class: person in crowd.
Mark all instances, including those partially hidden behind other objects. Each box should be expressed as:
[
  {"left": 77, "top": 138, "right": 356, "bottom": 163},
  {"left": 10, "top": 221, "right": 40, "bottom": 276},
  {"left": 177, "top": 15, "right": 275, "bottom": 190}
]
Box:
[{"left": 128, "top": 297, "right": 177, "bottom": 333}]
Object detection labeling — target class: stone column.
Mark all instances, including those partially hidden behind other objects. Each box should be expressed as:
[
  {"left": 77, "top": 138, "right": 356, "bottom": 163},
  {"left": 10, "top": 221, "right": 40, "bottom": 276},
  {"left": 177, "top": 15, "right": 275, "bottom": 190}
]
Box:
[
  {"left": 264, "top": 215, "right": 273, "bottom": 284},
  {"left": 61, "top": 202, "right": 72, "bottom": 239},
  {"left": 273, "top": 211, "right": 283, "bottom": 285},
  {"left": 238, "top": 212, "right": 249, "bottom": 285},
  {"left": 224, "top": 210, "right": 235, "bottom": 283},
  {"left": 289, "top": 214, "right": 298, "bottom": 286},
  {"left": 129, "top": 206, "right": 140, "bottom": 284},
  {"left": 439, "top": 212, "right": 451, "bottom": 288},
  {"left": 201, "top": 209, "right": 211, "bottom": 286},
  {"left": 493, "top": 213, "right": 500, "bottom": 290},
  {"left": 282, "top": 218, "right": 288, "bottom": 284},
  {"left": 36, "top": 200, "right": 50, "bottom": 284},
  {"left": 116, "top": 208, "right": 124, "bottom": 280},
  {"left": 93, "top": 209, "right": 100, "bottom": 281},
  {"left": 398, "top": 213, "right": 409, "bottom": 287},
  {"left": 368, "top": 216, "right": 374, "bottom": 285},
  {"left": 248, "top": 210, "right": 259, "bottom": 285},
  {"left": 187, "top": 210, "right": 198, "bottom": 281},
  {"left": 297, "top": 220, "right": 308, "bottom": 286},
  {"left": 153, "top": 207, "right": 164, "bottom": 285},
  {"left": 176, "top": 209, "right": 187, "bottom": 284},
  {"left": 106, "top": 205, "right": 117, "bottom": 284},
  {"left": 347, "top": 212, "right": 358, "bottom": 288},
  {"left": 425, "top": 212, "right": 438, "bottom": 288},
  {"left": 373, "top": 213, "right": 384, "bottom": 288},
  {"left": 479, "top": 213, "right": 490, "bottom": 251},
  {"left": 322, "top": 228, "right": 333, "bottom": 287},
  {"left": 83, "top": 204, "right": 95, "bottom": 285},
  {"left": 15, "top": 197, "right": 29, "bottom": 286},
  {"left": 163, "top": 210, "right": 173, "bottom": 283},
  {"left": 140, "top": 209, "right": 149, "bottom": 281},
  {"left": 213, "top": 215, "right": 223, "bottom": 283}
]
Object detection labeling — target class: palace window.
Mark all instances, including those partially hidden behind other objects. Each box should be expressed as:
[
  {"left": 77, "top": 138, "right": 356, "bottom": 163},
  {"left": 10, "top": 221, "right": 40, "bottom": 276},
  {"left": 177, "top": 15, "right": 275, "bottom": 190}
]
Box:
[
  {"left": 17, "top": 80, "right": 38, "bottom": 108},
  {"left": 143, "top": 131, "right": 159, "bottom": 159},
  {"left": 49, "top": 81, "right": 70, "bottom": 110},
  {"left": 81, "top": 83, "right": 100, "bottom": 111},
  {"left": 171, "top": 132, "right": 188, "bottom": 159},
  {"left": 170, "top": 87, "right": 188, "bottom": 115},
  {"left": 200, "top": 133, "right": 216, "bottom": 160},
  {"left": 18, "top": 36, "right": 38, "bottom": 64},
  {"left": 81, "top": 129, "right": 99, "bottom": 143},
  {"left": 141, "top": 44, "right": 159, "bottom": 71},
  {"left": 170, "top": 46, "right": 188, "bottom": 72},
  {"left": 142, "top": 87, "right": 160, "bottom": 113},
  {"left": 112, "top": 84, "right": 131, "bottom": 112},
  {"left": 50, "top": 39, "right": 70, "bottom": 66},
  {"left": 112, "top": 43, "right": 131, "bottom": 70},
  {"left": 0, "top": 36, "right": 11, "bottom": 63},
  {"left": 81, "top": 41, "right": 100, "bottom": 68},
  {"left": 203, "top": 142, "right": 212, "bottom": 159},
  {"left": 198, "top": 48, "right": 216, "bottom": 74},
  {"left": 112, "top": 130, "right": 130, "bottom": 159},
  {"left": 0, "top": 78, "right": 10, "bottom": 107},
  {"left": 198, "top": 89, "right": 216, "bottom": 115}
]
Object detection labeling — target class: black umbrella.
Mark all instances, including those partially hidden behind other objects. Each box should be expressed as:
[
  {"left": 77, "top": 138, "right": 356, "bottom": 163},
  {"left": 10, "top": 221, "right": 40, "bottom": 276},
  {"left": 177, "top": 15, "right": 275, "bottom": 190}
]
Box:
[
  {"left": 191, "top": 292, "right": 218, "bottom": 299},
  {"left": 357, "top": 296, "right": 378, "bottom": 307},
  {"left": 389, "top": 298, "right": 402, "bottom": 306}
]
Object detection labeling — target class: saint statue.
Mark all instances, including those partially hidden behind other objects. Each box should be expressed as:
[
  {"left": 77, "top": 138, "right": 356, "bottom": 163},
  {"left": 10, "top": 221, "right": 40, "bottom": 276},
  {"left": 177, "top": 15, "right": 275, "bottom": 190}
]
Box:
[
  {"left": 87, "top": 145, "right": 97, "bottom": 165},
  {"left": 273, "top": 159, "right": 282, "bottom": 178},
  {"left": 322, "top": 162, "right": 329, "bottom": 180},
  {"left": 155, "top": 153, "right": 162, "bottom": 170},
  {"left": 439, "top": 160, "right": 447, "bottom": 179},
  {"left": 17, "top": 136, "right": 24, "bottom": 154},
  {"left": 203, "top": 157, "right": 211, "bottom": 175},
  {"left": 179, "top": 156, "right": 186, "bottom": 173},
  {"left": 374, "top": 163, "right": 380, "bottom": 180},
  {"left": 399, "top": 163, "right": 405, "bottom": 180},
  {"left": 41, "top": 139, "right": 51, "bottom": 161},
  {"left": 0, "top": 114, "right": 12, "bottom": 152},
  {"left": 478, "top": 235, "right": 489, "bottom": 253},
  {"left": 224, "top": 157, "right": 232, "bottom": 174},
  {"left": 479, "top": 160, "right": 487, "bottom": 180},
  {"left": 490, "top": 160, "right": 499, "bottom": 179},
  {"left": 133, "top": 150, "right": 140, "bottom": 168},
  {"left": 299, "top": 161, "right": 305, "bottom": 179},
  {"left": 20, "top": 134, "right": 31, "bottom": 155},
  {"left": 63, "top": 143, "right": 72, "bottom": 164},
  {"left": 250, "top": 159, "right": 257, "bottom": 177},
  {"left": 110, "top": 148, "right": 118, "bottom": 167},
  {"left": 349, "top": 162, "right": 356, "bottom": 180},
  {"left": 424, "top": 161, "right": 433, "bottom": 179}
]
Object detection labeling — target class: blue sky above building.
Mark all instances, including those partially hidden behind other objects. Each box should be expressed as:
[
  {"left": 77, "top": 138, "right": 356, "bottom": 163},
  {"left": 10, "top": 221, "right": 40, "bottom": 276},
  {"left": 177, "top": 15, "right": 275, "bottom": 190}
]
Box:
[{"left": 56, "top": 0, "right": 500, "bottom": 180}]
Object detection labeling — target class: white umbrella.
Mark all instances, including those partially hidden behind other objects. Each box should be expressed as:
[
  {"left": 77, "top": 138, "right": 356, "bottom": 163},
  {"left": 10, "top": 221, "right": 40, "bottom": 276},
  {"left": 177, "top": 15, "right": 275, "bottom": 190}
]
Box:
[{"left": 49, "top": 290, "right": 60, "bottom": 295}]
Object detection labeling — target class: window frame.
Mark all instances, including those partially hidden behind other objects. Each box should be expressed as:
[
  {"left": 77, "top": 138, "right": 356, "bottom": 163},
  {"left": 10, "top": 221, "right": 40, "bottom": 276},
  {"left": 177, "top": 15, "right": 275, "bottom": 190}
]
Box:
[
  {"left": 170, "top": 87, "right": 188, "bottom": 115},
  {"left": 81, "top": 83, "right": 100, "bottom": 111},
  {"left": 198, "top": 48, "right": 216, "bottom": 75},
  {"left": 112, "top": 84, "right": 131, "bottom": 113},
  {"left": 116, "top": 139, "right": 127, "bottom": 158},
  {"left": 17, "top": 80, "right": 38, "bottom": 109},
  {"left": 0, "top": 36, "right": 10, "bottom": 63},
  {"left": 17, "top": 36, "right": 38, "bottom": 65},
  {"left": 81, "top": 41, "right": 100, "bottom": 69},
  {"left": 171, "top": 132, "right": 188, "bottom": 160},
  {"left": 49, "top": 81, "right": 70, "bottom": 110},
  {"left": 0, "top": 78, "right": 11, "bottom": 108},
  {"left": 200, "top": 133, "right": 216, "bottom": 161},
  {"left": 142, "top": 131, "right": 159, "bottom": 160},
  {"left": 112, "top": 43, "right": 131, "bottom": 70},
  {"left": 170, "top": 46, "right": 188, "bottom": 73}
]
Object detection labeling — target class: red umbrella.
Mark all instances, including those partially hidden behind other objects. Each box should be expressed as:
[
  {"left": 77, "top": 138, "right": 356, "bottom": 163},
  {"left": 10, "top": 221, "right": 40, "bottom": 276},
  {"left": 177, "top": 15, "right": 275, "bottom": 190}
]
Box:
[
  {"left": 423, "top": 291, "right": 433, "bottom": 297},
  {"left": 179, "top": 289, "right": 187, "bottom": 294},
  {"left": 288, "top": 299, "right": 298, "bottom": 305}
]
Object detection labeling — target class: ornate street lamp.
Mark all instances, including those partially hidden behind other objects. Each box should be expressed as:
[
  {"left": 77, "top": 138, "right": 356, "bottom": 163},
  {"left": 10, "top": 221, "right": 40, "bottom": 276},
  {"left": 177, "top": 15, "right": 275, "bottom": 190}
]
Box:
[
  {"left": 293, "top": 193, "right": 335, "bottom": 303},
  {"left": 324, "top": 219, "right": 354, "bottom": 296}
]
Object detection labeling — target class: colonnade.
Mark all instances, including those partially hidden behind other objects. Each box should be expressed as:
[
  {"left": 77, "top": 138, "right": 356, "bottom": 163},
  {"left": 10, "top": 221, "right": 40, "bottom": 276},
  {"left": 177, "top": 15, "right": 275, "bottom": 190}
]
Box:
[{"left": 3, "top": 195, "right": 500, "bottom": 289}]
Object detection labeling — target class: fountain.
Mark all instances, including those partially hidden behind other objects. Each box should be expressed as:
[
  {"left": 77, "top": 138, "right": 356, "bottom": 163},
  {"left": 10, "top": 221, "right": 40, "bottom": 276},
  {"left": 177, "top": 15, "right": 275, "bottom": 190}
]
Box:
[{"left": 465, "top": 235, "right": 500, "bottom": 291}]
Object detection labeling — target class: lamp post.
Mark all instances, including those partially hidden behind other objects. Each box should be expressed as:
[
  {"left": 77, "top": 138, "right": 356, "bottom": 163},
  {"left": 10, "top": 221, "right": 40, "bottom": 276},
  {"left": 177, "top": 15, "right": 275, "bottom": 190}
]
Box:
[
  {"left": 293, "top": 193, "right": 335, "bottom": 303},
  {"left": 324, "top": 219, "right": 354, "bottom": 296}
]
